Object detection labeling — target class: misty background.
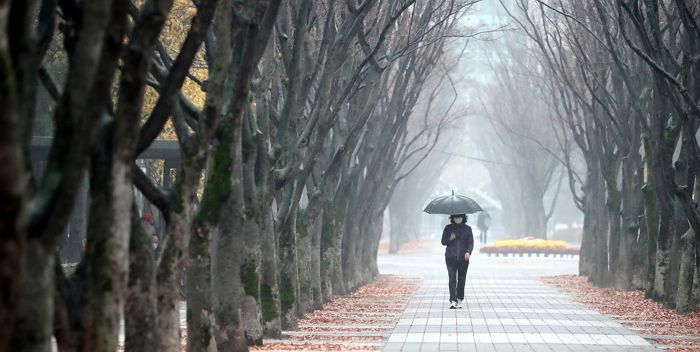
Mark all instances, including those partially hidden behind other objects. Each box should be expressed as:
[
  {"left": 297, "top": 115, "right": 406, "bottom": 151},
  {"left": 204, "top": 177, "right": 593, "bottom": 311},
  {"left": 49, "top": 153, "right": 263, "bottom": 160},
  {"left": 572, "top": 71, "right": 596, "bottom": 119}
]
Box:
[{"left": 383, "top": 0, "right": 584, "bottom": 251}]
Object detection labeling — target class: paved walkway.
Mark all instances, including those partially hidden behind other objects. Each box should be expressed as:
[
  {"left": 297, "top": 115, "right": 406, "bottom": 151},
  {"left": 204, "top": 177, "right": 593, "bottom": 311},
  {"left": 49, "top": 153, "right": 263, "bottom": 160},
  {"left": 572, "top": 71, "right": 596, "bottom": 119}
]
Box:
[{"left": 377, "top": 239, "right": 660, "bottom": 352}]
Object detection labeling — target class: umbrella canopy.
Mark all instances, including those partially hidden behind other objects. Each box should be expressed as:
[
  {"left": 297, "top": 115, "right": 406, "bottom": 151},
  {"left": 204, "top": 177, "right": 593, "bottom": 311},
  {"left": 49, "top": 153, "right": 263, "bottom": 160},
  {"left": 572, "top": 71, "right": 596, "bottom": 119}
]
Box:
[{"left": 423, "top": 190, "right": 484, "bottom": 215}]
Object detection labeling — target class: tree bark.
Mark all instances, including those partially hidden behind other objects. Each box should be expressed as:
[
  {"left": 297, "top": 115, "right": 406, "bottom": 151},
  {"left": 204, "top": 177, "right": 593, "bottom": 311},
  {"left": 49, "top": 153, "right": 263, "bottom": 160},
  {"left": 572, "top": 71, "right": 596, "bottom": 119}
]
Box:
[
  {"left": 676, "top": 228, "right": 695, "bottom": 313},
  {"left": 13, "top": 241, "right": 54, "bottom": 352},
  {"left": 296, "top": 214, "right": 314, "bottom": 315},
  {"left": 10, "top": 0, "right": 128, "bottom": 349},
  {"left": 296, "top": 209, "right": 323, "bottom": 314},
  {"left": 157, "top": 212, "right": 190, "bottom": 351},
  {"left": 321, "top": 192, "right": 348, "bottom": 302},
  {"left": 83, "top": 110, "right": 140, "bottom": 352},
  {"left": 259, "top": 202, "right": 281, "bottom": 337},
  {"left": 241, "top": 116, "right": 263, "bottom": 345},
  {"left": 587, "top": 157, "right": 609, "bottom": 286},
  {"left": 642, "top": 168, "right": 659, "bottom": 295},
  {"left": 310, "top": 211, "right": 323, "bottom": 310},
  {"left": 0, "top": 0, "right": 30, "bottom": 344},
  {"left": 125, "top": 206, "right": 158, "bottom": 352},
  {"left": 277, "top": 209, "right": 300, "bottom": 330},
  {"left": 605, "top": 166, "right": 622, "bottom": 286},
  {"left": 256, "top": 102, "right": 281, "bottom": 338},
  {"left": 210, "top": 123, "right": 246, "bottom": 352},
  {"left": 615, "top": 153, "right": 642, "bottom": 290}
]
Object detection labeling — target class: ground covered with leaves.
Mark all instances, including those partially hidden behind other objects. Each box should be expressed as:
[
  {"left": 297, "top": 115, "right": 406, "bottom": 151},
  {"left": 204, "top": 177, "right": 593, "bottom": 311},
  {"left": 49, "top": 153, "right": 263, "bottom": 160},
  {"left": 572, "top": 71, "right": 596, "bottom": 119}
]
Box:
[
  {"left": 251, "top": 275, "right": 420, "bottom": 351},
  {"left": 542, "top": 275, "right": 700, "bottom": 352}
]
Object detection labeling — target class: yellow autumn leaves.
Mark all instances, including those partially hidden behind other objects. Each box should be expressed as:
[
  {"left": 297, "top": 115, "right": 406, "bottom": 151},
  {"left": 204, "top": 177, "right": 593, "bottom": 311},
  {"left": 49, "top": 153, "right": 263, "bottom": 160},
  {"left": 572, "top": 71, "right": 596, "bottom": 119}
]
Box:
[{"left": 142, "top": 0, "right": 208, "bottom": 141}]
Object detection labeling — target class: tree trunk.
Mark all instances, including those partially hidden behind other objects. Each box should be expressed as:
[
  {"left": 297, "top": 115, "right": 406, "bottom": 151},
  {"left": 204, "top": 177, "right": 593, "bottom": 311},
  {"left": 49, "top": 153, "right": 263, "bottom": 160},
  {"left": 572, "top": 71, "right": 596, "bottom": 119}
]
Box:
[
  {"left": 54, "top": 257, "right": 89, "bottom": 352},
  {"left": 240, "top": 206, "right": 263, "bottom": 345},
  {"left": 592, "top": 207, "right": 608, "bottom": 285},
  {"left": 635, "top": 216, "right": 649, "bottom": 289},
  {"left": 643, "top": 183, "right": 659, "bottom": 295},
  {"left": 606, "top": 184, "right": 622, "bottom": 285},
  {"left": 389, "top": 206, "right": 409, "bottom": 254},
  {"left": 616, "top": 199, "right": 638, "bottom": 290},
  {"left": 522, "top": 185, "right": 548, "bottom": 238},
  {"left": 388, "top": 197, "right": 415, "bottom": 253},
  {"left": 653, "top": 245, "right": 672, "bottom": 302},
  {"left": 310, "top": 211, "right": 323, "bottom": 310},
  {"left": 12, "top": 240, "right": 54, "bottom": 352},
  {"left": 342, "top": 218, "right": 361, "bottom": 292},
  {"left": 676, "top": 228, "right": 695, "bottom": 313},
  {"left": 277, "top": 212, "right": 300, "bottom": 330},
  {"left": 615, "top": 156, "right": 641, "bottom": 290},
  {"left": 240, "top": 113, "right": 264, "bottom": 345},
  {"left": 652, "top": 201, "right": 673, "bottom": 302},
  {"left": 212, "top": 203, "right": 245, "bottom": 352},
  {"left": 363, "top": 213, "right": 383, "bottom": 280},
  {"left": 260, "top": 202, "right": 281, "bottom": 337},
  {"left": 324, "top": 185, "right": 350, "bottom": 298},
  {"left": 321, "top": 198, "right": 345, "bottom": 302},
  {"left": 650, "top": 160, "right": 682, "bottom": 303},
  {"left": 585, "top": 160, "right": 608, "bottom": 286},
  {"left": 256, "top": 50, "right": 281, "bottom": 339},
  {"left": 296, "top": 209, "right": 324, "bottom": 314},
  {"left": 693, "top": 179, "right": 700, "bottom": 310},
  {"left": 157, "top": 212, "right": 190, "bottom": 352},
  {"left": 186, "top": 220, "right": 216, "bottom": 351},
  {"left": 83, "top": 146, "right": 133, "bottom": 352},
  {"left": 579, "top": 187, "right": 594, "bottom": 277},
  {"left": 296, "top": 214, "right": 314, "bottom": 315},
  {"left": 0, "top": 1, "right": 29, "bottom": 345},
  {"left": 664, "top": 199, "right": 688, "bottom": 308},
  {"left": 210, "top": 124, "right": 246, "bottom": 352},
  {"left": 125, "top": 206, "right": 158, "bottom": 352}
]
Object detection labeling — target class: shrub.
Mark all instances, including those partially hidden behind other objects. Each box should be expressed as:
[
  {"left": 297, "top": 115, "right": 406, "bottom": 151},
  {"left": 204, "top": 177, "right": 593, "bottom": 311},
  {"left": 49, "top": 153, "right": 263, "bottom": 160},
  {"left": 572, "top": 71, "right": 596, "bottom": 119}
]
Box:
[
  {"left": 480, "top": 245, "right": 579, "bottom": 255},
  {"left": 493, "top": 238, "right": 566, "bottom": 249}
]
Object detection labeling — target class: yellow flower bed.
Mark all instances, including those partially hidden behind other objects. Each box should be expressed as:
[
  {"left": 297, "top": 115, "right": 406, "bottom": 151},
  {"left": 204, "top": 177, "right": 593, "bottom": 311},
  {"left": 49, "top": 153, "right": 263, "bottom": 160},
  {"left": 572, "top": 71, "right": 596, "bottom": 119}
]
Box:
[{"left": 494, "top": 239, "right": 566, "bottom": 249}]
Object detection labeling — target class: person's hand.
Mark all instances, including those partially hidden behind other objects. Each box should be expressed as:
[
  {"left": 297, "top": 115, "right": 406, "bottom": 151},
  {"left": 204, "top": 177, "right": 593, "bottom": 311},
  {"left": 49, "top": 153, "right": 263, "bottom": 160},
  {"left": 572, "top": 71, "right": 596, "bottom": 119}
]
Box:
[
  {"left": 464, "top": 252, "right": 470, "bottom": 261},
  {"left": 449, "top": 233, "right": 456, "bottom": 241}
]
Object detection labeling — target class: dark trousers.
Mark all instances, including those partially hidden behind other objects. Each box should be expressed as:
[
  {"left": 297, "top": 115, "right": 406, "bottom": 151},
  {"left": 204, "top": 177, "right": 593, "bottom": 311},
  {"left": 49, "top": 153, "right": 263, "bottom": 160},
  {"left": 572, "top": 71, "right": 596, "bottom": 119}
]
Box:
[
  {"left": 479, "top": 229, "right": 488, "bottom": 244},
  {"left": 445, "top": 257, "right": 469, "bottom": 302}
]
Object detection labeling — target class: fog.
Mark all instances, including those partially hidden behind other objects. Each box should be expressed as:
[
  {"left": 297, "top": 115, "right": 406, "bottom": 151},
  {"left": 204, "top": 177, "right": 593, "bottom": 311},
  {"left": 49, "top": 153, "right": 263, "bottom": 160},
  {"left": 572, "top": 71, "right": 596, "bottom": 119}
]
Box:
[{"left": 385, "top": 0, "right": 584, "bottom": 251}]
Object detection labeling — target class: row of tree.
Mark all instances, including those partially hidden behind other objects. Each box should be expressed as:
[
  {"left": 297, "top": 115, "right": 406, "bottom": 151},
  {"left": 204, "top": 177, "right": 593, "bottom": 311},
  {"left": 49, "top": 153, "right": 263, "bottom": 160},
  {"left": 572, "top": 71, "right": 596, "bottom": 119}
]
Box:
[
  {"left": 475, "top": 33, "right": 563, "bottom": 239},
  {"left": 497, "top": 0, "right": 700, "bottom": 312},
  {"left": 0, "top": 0, "right": 474, "bottom": 351},
  {"left": 386, "top": 45, "right": 468, "bottom": 253}
]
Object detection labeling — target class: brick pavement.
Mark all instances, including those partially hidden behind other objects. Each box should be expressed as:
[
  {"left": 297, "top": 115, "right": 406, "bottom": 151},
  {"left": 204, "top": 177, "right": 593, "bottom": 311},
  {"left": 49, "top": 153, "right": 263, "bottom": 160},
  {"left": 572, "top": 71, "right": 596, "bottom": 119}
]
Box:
[{"left": 377, "top": 241, "right": 660, "bottom": 352}]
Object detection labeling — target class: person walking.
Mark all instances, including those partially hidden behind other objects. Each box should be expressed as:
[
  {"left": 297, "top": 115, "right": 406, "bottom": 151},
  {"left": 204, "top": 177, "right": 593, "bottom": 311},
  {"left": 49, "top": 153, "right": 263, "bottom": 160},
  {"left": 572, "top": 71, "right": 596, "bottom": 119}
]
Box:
[
  {"left": 477, "top": 211, "right": 491, "bottom": 244},
  {"left": 441, "top": 213, "right": 474, "bottom": 309}
]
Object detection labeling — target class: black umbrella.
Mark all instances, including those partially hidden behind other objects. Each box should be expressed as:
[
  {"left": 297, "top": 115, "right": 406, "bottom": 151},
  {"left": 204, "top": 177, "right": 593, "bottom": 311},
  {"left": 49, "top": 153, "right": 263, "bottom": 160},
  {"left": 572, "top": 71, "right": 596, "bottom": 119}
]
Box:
[{"left": 423, "top": 190, "right": 484, "bottom": 215}]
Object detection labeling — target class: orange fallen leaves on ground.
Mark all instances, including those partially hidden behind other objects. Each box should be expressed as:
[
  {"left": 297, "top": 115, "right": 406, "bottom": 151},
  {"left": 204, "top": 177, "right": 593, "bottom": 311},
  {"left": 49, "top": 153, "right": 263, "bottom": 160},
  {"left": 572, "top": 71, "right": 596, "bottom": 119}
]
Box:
[
  {"left": 251, "top": 275, "right": 421, "bottom": 351},
  {"left": 118, "top": 276, "right": 419, "bottom": 352},
  {"left": 254, "top": 342, "right": 376, "bottom": 351},
  {"left": 542, "top": 275, "right": 700, "bottom": 352}
]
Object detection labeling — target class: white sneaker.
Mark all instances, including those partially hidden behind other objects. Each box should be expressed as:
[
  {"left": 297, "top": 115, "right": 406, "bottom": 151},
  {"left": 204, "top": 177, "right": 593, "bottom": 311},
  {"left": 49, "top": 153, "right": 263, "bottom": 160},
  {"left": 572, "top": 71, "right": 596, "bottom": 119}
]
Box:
[
  {"left": 457, "top": 299, "right": 464, "bottom": 308},
  {"left": 449, "top": 301, "right": 457, "bottom": 309}
]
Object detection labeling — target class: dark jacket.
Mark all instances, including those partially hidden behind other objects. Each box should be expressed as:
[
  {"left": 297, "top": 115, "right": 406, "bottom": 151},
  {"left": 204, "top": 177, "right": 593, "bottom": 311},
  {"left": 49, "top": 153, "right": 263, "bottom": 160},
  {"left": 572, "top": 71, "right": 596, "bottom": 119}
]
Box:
[{"left": 441, "top": 223, "right": 474, "bottom": 259}]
